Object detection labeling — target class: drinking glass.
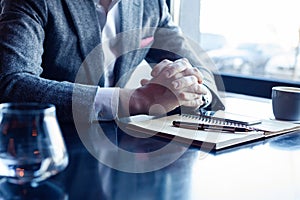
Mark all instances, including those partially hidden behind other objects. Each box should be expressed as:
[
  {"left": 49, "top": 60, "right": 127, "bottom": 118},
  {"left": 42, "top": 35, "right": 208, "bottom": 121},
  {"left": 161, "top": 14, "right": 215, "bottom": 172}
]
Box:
[{"left": 0, "top": 103, "right": 68, "bottom": 185}]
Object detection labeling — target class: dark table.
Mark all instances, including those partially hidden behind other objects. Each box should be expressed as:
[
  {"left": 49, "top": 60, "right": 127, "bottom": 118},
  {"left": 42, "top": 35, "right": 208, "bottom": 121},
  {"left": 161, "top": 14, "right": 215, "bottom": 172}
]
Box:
[{"left": 2, "top": 94, "right": 300, "bottom": 200}]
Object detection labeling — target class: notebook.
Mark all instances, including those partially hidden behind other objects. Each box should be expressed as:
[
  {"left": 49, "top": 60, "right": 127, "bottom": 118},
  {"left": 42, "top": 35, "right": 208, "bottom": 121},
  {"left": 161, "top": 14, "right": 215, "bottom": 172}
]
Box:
[{"left": 126, "top": 113, "right": 300, "bottom": 150}]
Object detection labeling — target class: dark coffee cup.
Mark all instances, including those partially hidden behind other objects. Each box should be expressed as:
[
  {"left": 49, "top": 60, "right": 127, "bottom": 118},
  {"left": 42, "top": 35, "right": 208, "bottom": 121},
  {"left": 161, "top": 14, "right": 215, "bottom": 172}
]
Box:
[{"left": 272, "top": 86, "right": 300, "bottom": 121}]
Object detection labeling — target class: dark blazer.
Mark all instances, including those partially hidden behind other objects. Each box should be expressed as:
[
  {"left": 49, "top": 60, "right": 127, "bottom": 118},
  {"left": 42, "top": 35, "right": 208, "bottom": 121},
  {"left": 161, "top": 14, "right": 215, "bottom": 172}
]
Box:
[{"left": 0, "top": 0, "right": 224, "bottom": 122}]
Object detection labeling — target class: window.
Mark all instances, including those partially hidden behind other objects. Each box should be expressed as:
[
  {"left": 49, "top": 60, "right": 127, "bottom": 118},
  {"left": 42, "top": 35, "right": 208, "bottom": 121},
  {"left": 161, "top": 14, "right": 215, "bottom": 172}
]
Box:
[{"left": 169, "top": 0, "right": 300, "bottom": 98}]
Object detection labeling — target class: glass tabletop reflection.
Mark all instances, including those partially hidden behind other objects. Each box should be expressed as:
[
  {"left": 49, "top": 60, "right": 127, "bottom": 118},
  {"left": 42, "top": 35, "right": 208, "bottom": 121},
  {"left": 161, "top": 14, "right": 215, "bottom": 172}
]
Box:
[{"left": 24, "top": 121, "right": 300, "bottom": 200}]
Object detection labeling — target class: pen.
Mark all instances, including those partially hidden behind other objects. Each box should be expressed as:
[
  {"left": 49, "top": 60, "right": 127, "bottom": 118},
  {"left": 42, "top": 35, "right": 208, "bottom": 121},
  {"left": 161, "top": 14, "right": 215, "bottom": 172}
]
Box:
[{"left": 172, "top": 121, "right": 257, "bottom": 133}]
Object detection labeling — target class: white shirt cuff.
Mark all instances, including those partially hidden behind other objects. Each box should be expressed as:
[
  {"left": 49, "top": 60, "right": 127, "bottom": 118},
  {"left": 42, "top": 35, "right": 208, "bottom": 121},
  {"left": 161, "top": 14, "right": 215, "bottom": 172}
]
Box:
[{"left": 94, "top": 87, "right": 120, "bottom": 121}]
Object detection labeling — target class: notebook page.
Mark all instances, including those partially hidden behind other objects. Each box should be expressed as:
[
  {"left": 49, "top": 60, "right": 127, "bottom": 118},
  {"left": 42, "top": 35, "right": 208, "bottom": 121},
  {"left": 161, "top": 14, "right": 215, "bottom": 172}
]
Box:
[{"left": 127, "top": 114, "right": 263, "bottom": 149}]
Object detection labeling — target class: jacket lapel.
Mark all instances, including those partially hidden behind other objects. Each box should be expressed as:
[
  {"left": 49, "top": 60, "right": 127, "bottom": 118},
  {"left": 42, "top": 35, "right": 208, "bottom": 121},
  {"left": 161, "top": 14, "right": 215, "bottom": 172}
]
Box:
[
  {"left": 64, "top": 0, "right": 105, "bottom": 86},
  {"left": 64, "top": 0, "right": 143, "bottom": 87},
  {"left": 120, "top": 0, "right": 141, "bottom": 33},
  {"left": 114, "top": 0, "right": 142, "bottom": 87},
  {"left": 64, "top": 0, "right": 101, "bottom": 58}
]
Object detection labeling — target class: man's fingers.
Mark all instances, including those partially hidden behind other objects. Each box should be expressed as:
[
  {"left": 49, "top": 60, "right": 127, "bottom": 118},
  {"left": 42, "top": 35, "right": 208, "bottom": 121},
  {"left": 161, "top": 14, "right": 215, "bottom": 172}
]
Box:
[
  {"left": 147, "top": 58, "right": 208, "bottom": 109},
  {"left": 182, "top": 67, "right": 203, "bottom": 84},
  {"left": 151, "top": 58, "right": 189, "bottom": 78},
  {"left": 171, "top": 75, "right": 198, "bottom": 89},
  {"left": 186, "top": 83, "right": 208, "bottom": 95},
  {"left": 173, "top": 83, "right": 209, "bottom": 107},
  {"left": 180, "top": 98, "right": 204, "bottom": 108},
  {"left": 151, "top": 59, "right": 173, "bottom": 77},
  {"left": 163, "top": 58, "right": 190, "bottom": 78},
  {"left": 177, "top": 92, "right": 202, "bottom": 101}
]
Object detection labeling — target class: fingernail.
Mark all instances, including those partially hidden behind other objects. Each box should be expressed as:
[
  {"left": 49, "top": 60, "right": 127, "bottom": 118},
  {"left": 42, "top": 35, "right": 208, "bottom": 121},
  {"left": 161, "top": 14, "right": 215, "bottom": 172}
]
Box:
[
  {"left": 165, "top": 70, "right": 170, "bottom": 78},
  {"left": 172, "top": 81, "right": 179, "bottom": 89}
]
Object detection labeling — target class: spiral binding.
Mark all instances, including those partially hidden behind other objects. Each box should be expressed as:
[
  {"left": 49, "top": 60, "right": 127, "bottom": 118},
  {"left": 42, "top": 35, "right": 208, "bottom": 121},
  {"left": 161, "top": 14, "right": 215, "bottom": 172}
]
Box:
[{"left": 181, "top": 114, "right": 249, "bottom": 128}]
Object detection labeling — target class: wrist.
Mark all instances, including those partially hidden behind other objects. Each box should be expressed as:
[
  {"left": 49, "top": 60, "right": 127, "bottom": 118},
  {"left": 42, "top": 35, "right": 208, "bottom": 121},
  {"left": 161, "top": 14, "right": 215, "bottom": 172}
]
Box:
[
  {"left": 119, "top": 88, "right": 151, "bottom": 117},
  {"left": 131, "top": 87, "right": 154, "bottom": 115}
]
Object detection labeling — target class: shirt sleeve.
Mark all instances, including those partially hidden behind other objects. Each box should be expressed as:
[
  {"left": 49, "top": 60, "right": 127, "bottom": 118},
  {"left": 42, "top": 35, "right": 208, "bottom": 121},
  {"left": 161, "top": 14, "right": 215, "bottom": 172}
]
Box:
[{"left": 94, "top": 87, "right": 120, "bottom": 121}]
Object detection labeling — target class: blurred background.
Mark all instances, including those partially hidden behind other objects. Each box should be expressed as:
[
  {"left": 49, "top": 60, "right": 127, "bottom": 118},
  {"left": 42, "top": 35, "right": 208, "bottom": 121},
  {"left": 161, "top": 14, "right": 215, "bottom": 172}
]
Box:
[{"left": 170, "top": 0, "right": 300, "bottom": 82}]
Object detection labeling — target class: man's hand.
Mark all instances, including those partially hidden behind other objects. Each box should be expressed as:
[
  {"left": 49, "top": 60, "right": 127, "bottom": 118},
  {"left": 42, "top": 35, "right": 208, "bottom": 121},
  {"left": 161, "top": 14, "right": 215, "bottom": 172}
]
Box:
[{"left": 119, "top": 58, "right": 208, "bottom": 116}]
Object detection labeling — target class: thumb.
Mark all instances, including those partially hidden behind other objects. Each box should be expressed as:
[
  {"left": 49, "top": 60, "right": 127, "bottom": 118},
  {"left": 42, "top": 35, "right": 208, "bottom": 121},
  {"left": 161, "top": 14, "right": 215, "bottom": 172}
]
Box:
[{"left": 140, "top": 79, "right": 150, "bottom": 86}]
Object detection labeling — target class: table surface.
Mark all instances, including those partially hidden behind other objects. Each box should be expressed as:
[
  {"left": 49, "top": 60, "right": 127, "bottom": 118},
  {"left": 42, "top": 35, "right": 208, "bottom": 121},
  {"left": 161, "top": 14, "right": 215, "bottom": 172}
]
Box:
[{"left": 3, "top": 93, "right": 300, "bottom": 200}]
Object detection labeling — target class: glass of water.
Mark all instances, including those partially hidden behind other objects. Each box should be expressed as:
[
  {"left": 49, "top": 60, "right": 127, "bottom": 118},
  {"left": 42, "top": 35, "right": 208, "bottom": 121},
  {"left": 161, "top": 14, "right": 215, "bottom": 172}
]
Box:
[{"left": 0, "top": 103, "right": 68, "bottom": 185}]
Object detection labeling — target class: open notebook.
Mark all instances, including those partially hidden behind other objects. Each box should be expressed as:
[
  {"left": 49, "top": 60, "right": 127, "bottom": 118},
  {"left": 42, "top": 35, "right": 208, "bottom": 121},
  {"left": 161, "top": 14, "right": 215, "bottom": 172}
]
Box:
[{"left": 126, "top": 113, "right": 300, "bottom": 150}]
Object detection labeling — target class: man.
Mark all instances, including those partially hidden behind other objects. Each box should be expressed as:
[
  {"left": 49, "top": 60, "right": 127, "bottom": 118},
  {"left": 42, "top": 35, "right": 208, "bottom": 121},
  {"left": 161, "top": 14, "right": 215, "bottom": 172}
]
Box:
[{"left": 0, "top": 0, "right": 224, "bottom": 122}]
